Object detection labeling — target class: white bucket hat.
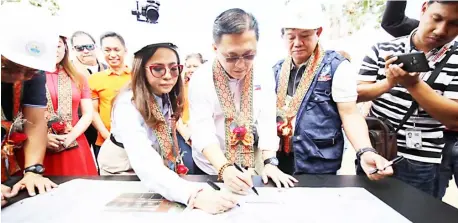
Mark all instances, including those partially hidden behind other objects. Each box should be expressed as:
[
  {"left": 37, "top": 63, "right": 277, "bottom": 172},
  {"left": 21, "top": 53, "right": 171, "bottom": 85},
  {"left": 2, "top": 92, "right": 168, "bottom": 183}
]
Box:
[
  {"left": 0, "top": 2, "right": 59, "bottom": 72},
  {"left": 281, "top": 0, "right": 325, "bottom": 30}
]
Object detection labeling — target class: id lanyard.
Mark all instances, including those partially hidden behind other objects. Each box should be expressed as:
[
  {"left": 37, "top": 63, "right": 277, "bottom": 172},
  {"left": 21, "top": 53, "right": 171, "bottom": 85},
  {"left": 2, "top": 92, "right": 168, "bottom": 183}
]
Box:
[{"left": 406, "top": 109, "right": 422, "bottom": 149}]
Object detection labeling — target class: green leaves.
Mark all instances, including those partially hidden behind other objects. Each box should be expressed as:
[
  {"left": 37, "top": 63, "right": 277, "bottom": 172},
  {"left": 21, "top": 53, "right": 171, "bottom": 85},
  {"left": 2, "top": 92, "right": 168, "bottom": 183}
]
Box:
[
  {"left": 343, "top": 0, "right": 386, "bottom": 34},
  {"left": 1, "top": 0, "right": 60, "bottom": 15}
]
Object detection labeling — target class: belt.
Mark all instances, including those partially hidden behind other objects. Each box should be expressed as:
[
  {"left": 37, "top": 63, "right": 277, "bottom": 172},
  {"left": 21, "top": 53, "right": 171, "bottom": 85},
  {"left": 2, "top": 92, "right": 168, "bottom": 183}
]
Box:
[{"left": 110, "top": 134, "right": 125, "bottom": 148}]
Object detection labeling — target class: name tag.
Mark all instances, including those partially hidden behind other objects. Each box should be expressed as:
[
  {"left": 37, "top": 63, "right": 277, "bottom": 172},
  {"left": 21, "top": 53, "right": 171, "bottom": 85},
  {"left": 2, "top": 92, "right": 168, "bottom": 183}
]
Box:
[{"left": 406, "top": 128, "right": 422, "bottom": 149}]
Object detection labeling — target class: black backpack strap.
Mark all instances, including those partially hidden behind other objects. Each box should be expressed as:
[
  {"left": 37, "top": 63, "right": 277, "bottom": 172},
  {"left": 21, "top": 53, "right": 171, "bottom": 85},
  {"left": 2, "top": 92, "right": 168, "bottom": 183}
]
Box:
[{"left": 395, "top": 42, "right": 458, "bottom": 132}]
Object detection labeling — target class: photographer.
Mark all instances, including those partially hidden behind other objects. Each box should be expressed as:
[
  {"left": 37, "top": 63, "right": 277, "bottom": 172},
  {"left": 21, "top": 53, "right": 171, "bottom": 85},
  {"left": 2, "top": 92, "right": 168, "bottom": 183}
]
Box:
[
  {"left": 357, "top": 1, "right": 458, "bottom": 197},
  {"left": 381, "top": 0, "right": 458, "bottom": 200}
]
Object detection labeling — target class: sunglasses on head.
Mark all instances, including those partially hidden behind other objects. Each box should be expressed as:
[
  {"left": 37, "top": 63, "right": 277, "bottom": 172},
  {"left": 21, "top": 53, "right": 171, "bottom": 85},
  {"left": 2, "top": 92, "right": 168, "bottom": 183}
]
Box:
[
  {"left": 74, "top": 44, "right": 95, "bottom": 52},
  {"left": 146, "top": 64, "right": 183, "bottom": 78}
]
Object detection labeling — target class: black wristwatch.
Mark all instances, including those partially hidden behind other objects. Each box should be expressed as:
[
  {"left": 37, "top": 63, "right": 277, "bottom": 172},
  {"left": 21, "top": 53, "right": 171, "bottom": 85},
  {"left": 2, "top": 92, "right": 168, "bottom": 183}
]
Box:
[
  {"left": 23, "top": 164, "right": 45, "bottom": 174},
  {"left": 356, "top": 147, "right": 378, "bottom": 161},
  {"left": 264, "top": 157, "right": 279, "bottom": 166}
]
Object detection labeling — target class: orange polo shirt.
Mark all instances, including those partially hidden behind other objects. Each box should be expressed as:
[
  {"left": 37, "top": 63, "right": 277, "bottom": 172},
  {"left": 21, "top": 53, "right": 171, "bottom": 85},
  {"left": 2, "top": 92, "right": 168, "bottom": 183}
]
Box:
[{"left": 88, "top": 67, "right": 131, "bottom": 146}]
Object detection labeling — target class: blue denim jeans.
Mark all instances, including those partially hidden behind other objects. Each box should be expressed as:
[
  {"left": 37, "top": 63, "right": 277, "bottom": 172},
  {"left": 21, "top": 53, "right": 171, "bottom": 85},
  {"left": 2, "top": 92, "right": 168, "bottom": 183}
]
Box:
[
  {"left": 437, "top": 132, "right": 458, "bottom": 199},
  {"left": 393, "top": 158, "right": 440, "bottom": 197},
  {"left": 177, "top": 133, "right": 195, "bottom": 174}
]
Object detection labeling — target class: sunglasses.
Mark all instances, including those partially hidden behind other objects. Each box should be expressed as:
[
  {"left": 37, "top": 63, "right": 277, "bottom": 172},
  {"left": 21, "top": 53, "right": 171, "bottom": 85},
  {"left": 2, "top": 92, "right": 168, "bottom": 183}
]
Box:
[
  {"left": 146, "top": 64, "right": 183, "bottom": 78},
  {"left": 221, "top": 53, "right": 256, "bottom": 64},
  {"left": 74, "top": 44, "right": 95, "bottom": 52}
]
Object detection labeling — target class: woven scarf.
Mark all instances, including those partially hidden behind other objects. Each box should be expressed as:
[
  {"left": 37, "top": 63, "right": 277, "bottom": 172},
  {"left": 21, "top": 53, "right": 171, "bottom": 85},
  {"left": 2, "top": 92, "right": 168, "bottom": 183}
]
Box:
[
  {"left": 212, "top": 60, "right": 255, "bottom": 168},
  {"left": 149, "top": 95, "right": 182, "bottom": 172},
  {"left": 276, "top": 44, "right": 325, "bottom": 153},
  {"left": 45, "top": 67, "right": 73, "bottom": 122}
]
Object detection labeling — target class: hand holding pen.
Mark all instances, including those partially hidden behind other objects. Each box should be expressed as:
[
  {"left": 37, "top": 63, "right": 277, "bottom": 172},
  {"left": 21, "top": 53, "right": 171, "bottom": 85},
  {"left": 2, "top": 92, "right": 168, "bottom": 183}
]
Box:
[
  {"left": 360, "top": 152, "right": 396, "bottom": 181},
  {"left": 221, "top": 164, "right": 254, "bottom": 195},
  {"left": 189, "top": 181, "right": 239, "bottom": 214},
  {"left": 233, "top": 163, "right": 259, "bottom": 195},
  {"left": 369, "top": 156, "right": 404, "bottom": 175}
]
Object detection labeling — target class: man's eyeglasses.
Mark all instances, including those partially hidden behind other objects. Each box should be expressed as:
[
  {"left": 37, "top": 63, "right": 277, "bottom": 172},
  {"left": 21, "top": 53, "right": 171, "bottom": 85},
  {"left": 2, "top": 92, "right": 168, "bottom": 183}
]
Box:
[
  {"left": 74, "top": 44, "right": 95, "bottom": 52},
  {"left": 146, "top": 64, "right": 183, "bottom": 78},
  {"left": 221, "top": 54, "right": 256, "bottom": 64}
]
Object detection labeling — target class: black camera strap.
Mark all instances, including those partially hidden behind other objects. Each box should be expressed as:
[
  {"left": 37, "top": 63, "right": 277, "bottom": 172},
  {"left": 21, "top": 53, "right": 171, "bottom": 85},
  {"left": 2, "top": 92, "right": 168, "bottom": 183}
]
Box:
[{"left": 396, "top": 41, "right": 458, "bottom": 132}]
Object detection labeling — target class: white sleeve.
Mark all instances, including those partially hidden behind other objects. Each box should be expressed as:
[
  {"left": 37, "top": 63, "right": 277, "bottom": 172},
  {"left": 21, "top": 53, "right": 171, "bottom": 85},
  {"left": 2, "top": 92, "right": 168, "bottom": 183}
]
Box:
[
  {"left": 188, "top": 73, "right": 220, "bottom": 153},
  {"left": 112, "top": 97, "right": 199, "bottom": 205},
  {"left": 332, "top": 60, "right": 358, "bottom": 103},
  {"left": 256, "top": 73, "right": 280, "bottom": 151}
]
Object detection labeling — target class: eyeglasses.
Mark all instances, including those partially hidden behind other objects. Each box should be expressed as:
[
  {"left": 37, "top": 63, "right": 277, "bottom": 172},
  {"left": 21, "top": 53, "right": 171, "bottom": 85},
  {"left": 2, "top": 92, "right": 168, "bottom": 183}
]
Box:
[
  {"left": 146, "top": 64, "right": 183, "bottom": 78},
  {"left": 221, "top": 53, "right": 256, "bottom": 64},
  {"left": 74, "top": 44, "right": 95, "bottom": 52}
]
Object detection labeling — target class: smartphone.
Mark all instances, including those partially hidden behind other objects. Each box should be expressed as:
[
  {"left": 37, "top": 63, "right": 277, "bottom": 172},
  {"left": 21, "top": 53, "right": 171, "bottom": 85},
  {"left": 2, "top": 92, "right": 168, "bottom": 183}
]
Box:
[{"left": 387, "top": 52, "right": 430, "bottom": 73}]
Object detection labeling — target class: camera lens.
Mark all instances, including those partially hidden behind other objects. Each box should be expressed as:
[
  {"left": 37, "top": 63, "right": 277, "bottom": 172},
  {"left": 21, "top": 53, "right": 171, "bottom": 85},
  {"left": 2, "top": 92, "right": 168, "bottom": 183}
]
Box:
[{"left": 146, "top": 6, "right": 159, "bottom": 22}]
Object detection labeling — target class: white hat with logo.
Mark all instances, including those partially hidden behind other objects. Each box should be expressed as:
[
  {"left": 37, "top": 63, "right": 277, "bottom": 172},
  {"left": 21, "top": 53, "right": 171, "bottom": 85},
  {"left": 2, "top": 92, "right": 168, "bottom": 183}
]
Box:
[
  {"left": 0, "top": 2, "right": 59, "bottom": 72},
  {"left": 280, "top": 0, "right": 325, "bottom": 30}
]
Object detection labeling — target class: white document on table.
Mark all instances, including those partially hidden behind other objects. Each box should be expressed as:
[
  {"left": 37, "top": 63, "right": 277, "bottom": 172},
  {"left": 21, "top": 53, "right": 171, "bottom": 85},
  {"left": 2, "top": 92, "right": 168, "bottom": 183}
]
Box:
[{"left": 1, "top": 179, "right": 411, "bottom": 223}]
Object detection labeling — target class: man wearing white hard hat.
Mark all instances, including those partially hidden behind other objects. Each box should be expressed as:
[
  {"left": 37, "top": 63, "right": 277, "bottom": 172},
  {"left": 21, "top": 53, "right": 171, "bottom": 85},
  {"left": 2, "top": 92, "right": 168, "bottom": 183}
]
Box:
[
  {"left": 1, "top": 2, "right": 58, "bottom": 207},
  {"left": 273, "top": 0, "right": 393, "bottom": 180}
]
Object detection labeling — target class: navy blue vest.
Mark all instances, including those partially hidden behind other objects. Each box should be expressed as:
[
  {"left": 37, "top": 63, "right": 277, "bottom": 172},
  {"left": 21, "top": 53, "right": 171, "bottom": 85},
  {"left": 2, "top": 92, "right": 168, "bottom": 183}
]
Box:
[{"left": 273, "top": 51, "right": 346, "bottom": 174}]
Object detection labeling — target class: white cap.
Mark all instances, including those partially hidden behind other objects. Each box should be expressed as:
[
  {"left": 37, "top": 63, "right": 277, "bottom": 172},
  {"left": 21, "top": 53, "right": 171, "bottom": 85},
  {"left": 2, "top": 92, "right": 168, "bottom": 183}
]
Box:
[
  {"left": 280, "top": 0, "right": 325, "bottom": 30},
  {"left": 0, "top": 3, "right": 59, "bottom": 72}
]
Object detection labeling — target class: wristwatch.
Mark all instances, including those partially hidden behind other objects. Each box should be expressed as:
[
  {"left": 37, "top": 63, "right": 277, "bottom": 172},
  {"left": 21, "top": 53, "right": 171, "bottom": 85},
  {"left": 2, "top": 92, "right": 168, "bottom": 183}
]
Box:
[
  {"left": 356, "top": 147, "right": 378, "bottom": 161},
  {"left": 23, "top": 164, "right": 45, "bottom": 175},
  {"left": 263, "top": 157, "right": 279, "bottom": 166}
]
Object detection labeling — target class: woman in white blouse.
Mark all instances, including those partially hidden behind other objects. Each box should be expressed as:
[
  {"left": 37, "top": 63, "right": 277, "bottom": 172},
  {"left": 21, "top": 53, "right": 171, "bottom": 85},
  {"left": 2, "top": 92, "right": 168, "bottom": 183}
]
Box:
[{"left": 97, "top": 42, "right": 238, "bottom": 214}]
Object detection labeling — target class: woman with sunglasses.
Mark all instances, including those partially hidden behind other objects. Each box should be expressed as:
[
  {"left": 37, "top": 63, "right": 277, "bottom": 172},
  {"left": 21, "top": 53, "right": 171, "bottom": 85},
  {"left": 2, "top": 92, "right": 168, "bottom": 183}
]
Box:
[
  {"left": 42, "top": 35, "right": 97, "bottom": 176},
  {"left": 97, "top": 42, "right": 238, "bottom": 214}
]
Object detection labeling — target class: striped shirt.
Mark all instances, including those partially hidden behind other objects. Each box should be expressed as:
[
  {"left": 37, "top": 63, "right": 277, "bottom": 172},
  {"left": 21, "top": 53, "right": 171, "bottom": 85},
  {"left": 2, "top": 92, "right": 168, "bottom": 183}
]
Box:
[{"left": 358, "top": 31, "right": 458, "bottom": 164}]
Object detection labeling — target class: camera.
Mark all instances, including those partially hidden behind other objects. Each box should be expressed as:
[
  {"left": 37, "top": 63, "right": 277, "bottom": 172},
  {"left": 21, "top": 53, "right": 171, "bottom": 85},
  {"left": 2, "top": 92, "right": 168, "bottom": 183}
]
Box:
[{"left": 131, "top": 0, "right": 161, "bottom": 24}]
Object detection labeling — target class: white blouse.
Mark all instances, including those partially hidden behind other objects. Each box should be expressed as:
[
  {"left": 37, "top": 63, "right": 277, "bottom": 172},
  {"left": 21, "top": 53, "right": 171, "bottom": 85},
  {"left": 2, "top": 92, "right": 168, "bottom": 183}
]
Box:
[
  {"left": 188, "top": 61, "right": 280, "bottom": 174},
  {"left": 110, "top": 90, "right": 199, "bottom": 205}
]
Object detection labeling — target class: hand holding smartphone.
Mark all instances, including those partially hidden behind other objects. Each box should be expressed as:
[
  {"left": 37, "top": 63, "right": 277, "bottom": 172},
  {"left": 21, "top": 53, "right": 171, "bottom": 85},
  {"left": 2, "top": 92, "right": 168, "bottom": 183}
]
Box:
[{"left": 387, "top": 52, "right": 430, "bottom": 73}]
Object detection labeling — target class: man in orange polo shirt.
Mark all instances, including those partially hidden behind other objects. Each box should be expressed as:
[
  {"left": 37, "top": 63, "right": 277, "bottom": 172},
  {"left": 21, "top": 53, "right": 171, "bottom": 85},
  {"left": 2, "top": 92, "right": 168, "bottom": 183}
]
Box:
[{"left": 88, "top": 32, "right": 131, "bottom": 162}]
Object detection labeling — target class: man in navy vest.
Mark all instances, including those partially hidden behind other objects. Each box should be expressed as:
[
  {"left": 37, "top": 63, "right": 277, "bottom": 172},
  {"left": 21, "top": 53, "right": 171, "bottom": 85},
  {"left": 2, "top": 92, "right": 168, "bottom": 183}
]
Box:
[{"left": 272, "top": 0, "right": 392, "bottom": 180}]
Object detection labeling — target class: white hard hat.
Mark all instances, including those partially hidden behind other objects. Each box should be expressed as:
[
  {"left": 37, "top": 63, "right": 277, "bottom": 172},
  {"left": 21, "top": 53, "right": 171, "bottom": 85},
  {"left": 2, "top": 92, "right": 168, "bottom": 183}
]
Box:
[
  {"left": 281, "top": 0, "right": 325, "bottom": 30},
  {"left": 0, "top": 2, "right": 59, "bottom": 72}
]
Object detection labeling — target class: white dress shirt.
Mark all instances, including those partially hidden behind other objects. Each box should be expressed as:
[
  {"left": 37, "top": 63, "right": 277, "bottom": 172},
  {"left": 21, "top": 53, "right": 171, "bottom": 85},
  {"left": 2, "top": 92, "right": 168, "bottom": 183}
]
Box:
[
  {"left": 110, "top": 89, "right": 199, "bottom": 205},
  {"left": 188, "top": 61, "right": 280, "bottom": 174}
]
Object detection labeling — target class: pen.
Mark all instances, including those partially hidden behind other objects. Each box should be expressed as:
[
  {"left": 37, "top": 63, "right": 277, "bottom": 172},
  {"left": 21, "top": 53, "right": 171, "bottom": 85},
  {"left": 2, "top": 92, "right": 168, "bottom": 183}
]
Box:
[
  {"left": 369, "top": 156, "right": 404, "bottom": 175},
  {"left": 233, "top": 163, "right": 259, "bottom": 196},
  {"left": 206, "top": 180, "right": 240, "bottom": 207}
]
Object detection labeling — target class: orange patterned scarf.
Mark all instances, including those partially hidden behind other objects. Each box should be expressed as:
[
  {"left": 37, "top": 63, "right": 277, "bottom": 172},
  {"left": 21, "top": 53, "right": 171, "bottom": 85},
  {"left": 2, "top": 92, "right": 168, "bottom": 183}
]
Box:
[
  {"left": 276, "top": 44, "right": 325, "bottom": 153},
  {"left": 213, "top": 60, "right": 255, "bottom": 168},
  {"left": 149, "top": 95, "right": 187, "bottom": 174}
]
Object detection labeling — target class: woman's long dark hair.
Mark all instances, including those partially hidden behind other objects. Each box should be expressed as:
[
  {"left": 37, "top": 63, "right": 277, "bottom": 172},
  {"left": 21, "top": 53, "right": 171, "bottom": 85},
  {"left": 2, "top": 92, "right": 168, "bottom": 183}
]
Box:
[{"left": 129, "top": 43, "right": 184, "bottom": 127}]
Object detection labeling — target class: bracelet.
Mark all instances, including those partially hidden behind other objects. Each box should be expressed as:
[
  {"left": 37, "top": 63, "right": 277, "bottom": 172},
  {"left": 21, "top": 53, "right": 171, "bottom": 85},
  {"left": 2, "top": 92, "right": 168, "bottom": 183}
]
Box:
[
  {"left": 217, "top": 163, "right": 233, "bottom": 181},
  {"left": 356, "top": 147, "right": 378, "bottom": 160},
  {"left": 187, "top": 188, "right": 204, "bottom": 209}
]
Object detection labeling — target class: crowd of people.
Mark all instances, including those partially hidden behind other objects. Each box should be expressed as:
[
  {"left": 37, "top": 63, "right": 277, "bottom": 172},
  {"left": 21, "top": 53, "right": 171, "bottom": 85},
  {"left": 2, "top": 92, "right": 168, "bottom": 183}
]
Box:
[{"left": 1, "top": 0, "right": 457, "bottom": 214}]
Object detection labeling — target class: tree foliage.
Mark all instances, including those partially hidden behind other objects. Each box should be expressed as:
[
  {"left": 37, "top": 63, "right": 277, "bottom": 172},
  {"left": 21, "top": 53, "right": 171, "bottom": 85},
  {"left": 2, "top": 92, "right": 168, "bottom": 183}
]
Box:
[
  {"left": 1, "top": 0, "right": 60, "bottom": 15},
  {"left": 342, "top": 0, "right": 386, "bottom": 34},
  {"left": 321, "top": 0, "right": 386, "bottom": 39}
]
